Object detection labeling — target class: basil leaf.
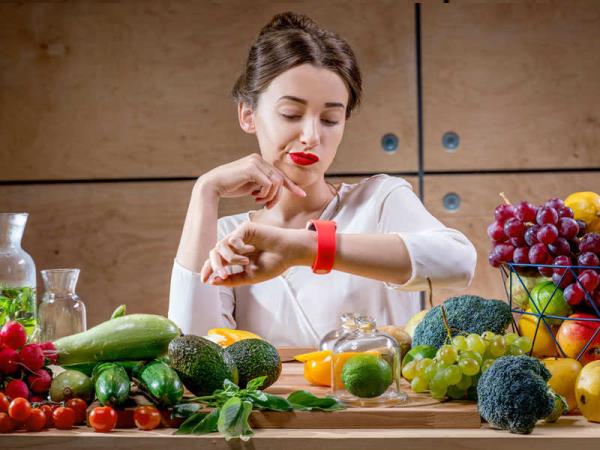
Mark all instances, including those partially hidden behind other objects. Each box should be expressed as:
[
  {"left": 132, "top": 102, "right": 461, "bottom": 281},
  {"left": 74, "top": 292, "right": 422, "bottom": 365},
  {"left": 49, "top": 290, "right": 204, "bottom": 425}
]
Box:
[
  {"left": 191, "top": 408, "right": 220, "bottom": 434},
  {"left": 175, "top": 412, "right": 209, "bottom": 434},
  {"left": 251, "top": 392, "right": 293, "bottom": 411},
  {"left": 287, "top": 390, "right": 345, "bottom": 411},
  {"left": 218, "top": 396, "right": 242, "bottom": 432},
  {"left": 223, "top": 379, "right": 240, "bottom": 392},
  {"left": 246, "top": 376, "right": 267, "bottom": 391},
  {"left": 172, "top": 403, "right": 201, "bottom": 419},
  {"left": 220, "top": 400, "right": 254, "bottom": 441}
]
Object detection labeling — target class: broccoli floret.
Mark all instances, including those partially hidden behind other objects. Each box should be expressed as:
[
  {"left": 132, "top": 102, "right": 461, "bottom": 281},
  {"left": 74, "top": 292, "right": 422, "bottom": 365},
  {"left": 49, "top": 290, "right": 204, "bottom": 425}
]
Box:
[
  {"left": 412, "top": 295, "right": 512, "bottom": 349},
  {"left": 477, "top": 355, "right": 556, "bottom": 434}
]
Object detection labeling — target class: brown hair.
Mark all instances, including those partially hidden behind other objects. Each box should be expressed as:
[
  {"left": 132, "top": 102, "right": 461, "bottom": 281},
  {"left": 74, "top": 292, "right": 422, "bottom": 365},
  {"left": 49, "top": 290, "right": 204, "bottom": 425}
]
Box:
[{"left": 232, "top": 11, "right": 362, "bottom": 119}]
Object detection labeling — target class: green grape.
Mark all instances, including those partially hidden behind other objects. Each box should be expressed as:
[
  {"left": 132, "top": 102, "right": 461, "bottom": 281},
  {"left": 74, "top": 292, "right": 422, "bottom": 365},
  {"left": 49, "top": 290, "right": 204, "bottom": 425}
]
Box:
[
  {"left": 447, "top": 384, "right": 466, "bottom": 400},
  {"left": 402, "top": 360, "right": 418, "bottom": 380},
  {"left": 452, "top": 335, "right": 468, "bottom": 351},
  {"left": 430, "top": 370, "right": 449, "bottom": 391},
  {"left": 481, "top": 331, "right": 496, "bottom": 342},
  {"left": 423, "top": 362, "right": 437, "bottom": 381},
  {"left": 456, "top": 374, "right": 472, "bottom": 390},
  {"left": 411, "top": 376, "right": 429, "bottom": 393},
  {"left": 443, "top": 365, "right": 462, "bottom": 386},
  {"left": 514, "top": 336, "right": 533, "bottom": 353},
  {"left": 487, "top": 338, "right": 507, "bottom": 358},
  {"left": 508, "top": 344, "right": 525, "bottom": 356},
  {"left": 481, "top": 359, "right": 495, "bottom": 373},
  {"left": 459, "top": 350, "right": 483, "bottom": 365},
  {"left": 437, "top": 345, "right": 458, "bottom": 366},
  {"left": 430, "top": 386, "right": 447, "bottom": 400},
  {"left": 416, "top": 358, "right": 435, "bottom": 376},
  {"left": 504, "top": 332, "right": 519, "bottom": 346},
  {"left": 458, "top": 357, "right": 480, "bottom": 376},
  {"left": 466, "top": 334, "right": 486, "bottom": 355}
]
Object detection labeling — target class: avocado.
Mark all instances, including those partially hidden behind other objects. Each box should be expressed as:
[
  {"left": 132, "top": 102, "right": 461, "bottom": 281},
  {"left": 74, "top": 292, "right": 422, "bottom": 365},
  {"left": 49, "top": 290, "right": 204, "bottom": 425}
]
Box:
[
  {"left": 224, "top": 339, "right": 282, "bottom": 389},
  {"left": 167, "top": 335, "right": 238, "bottom": 396}
]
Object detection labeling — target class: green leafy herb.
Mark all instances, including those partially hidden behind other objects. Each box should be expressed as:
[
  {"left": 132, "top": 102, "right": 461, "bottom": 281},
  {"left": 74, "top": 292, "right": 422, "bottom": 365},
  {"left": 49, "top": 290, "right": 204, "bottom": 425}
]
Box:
[
  {"left": 287, "top": 390, "right": 345, "bottom": 411},
  {"left": 0, "top": 285, "right": 37, "bottom": 337}
]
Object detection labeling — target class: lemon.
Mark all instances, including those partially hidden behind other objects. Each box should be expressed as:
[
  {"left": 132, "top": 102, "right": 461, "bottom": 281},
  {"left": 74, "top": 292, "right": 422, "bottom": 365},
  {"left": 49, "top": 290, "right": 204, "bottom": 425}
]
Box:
[{"left": 341, "top": 354, "right": 393, "bottom": 398}]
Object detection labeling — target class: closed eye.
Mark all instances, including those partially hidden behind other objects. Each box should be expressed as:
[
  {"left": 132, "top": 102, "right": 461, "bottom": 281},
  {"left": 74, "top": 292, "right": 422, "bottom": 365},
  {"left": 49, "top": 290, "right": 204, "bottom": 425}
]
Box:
[{"left": 280, "top": 114, "right": 339, "bottom": 126}]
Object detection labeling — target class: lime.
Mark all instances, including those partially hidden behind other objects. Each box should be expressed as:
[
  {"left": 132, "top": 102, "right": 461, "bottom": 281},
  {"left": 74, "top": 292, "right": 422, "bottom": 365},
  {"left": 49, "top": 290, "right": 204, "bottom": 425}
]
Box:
[
  {"left": 341, "top": 354, "right": 393, "bottom": 398},
  {"left": 402, "top": 344, "right": 437, "bottom": 367},
  {"left": 529, "top": 281, "right": 571, "bottom": 325}
]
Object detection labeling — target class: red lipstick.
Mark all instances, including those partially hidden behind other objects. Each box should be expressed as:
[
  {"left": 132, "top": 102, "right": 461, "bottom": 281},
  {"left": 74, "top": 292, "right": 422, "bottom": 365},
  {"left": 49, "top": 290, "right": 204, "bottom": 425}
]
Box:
[{"left": 289, "top": 152, "right": 319, "bottom": 166}]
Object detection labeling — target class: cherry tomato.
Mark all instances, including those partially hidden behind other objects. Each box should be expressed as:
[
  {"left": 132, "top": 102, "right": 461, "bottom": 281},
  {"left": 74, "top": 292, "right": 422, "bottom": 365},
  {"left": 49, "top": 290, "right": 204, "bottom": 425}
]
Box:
[
  {"left": 89, "top": 406, "right": 117, "bottom": 433},
  {"left": 40, "top": 404, "right": 53, "bottom": 427},
  {"left": 133, "top": 406, "right": 161, "bottom": 431},
  {"left": 25, "top": 408, "right": 46, "bottom": 432},
  {"left": 0, "top": 412, "right": 16, "bottom": 433},
  {"left": 65, "top": 398, "right": 87, "bottom": 425},
  {"left": 0, "top": 393, "right": 9, "bottom": 413},
  {"left": 8, "top": 397, "right": 31, "bottom": 422},
  {"left": 53, "top": 406, "right": 76, "bottom": 430}
]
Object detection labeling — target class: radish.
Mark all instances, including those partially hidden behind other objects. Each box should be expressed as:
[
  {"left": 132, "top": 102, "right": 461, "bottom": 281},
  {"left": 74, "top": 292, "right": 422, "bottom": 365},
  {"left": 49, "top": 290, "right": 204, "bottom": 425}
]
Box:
[
  {"left": 29, "top": 394, "right": 45, "bottom": 403},
  {"left": 19, "top": 344, "right": 44, "bottom": 370},
  {"left": 27, "top": 369, "right": 52, "bottom": 394},
  {"left": 0, "top": 321, "right": 26, "bottom": 350},
  {"left": 0, "top": 347, "right": 20, "bottom": 375},
  {"left": 5, "top": 379, "right": 29, "bottom": 400},
  {"left": 39, "top": 341, "right": 58, "bottom": 365}
]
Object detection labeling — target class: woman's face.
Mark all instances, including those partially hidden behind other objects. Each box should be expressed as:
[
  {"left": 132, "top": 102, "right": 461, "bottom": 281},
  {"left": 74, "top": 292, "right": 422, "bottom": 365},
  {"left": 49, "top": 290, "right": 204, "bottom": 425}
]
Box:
[{"left": 239, "top": 63, "right": 349, "bottom": 187}]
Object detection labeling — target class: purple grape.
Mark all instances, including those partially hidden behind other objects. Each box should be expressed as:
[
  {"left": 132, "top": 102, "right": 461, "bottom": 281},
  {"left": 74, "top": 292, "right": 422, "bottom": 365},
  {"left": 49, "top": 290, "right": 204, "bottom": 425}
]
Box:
[
  {"left": 548, "top": 237, "right": 571, "bottom": 256},
  {"left": 565, "top": 283, "right": 584, "bottom": 306},
  {"left": 578, "top": 269, "right": 600, "bottom": 293},
  {"left": 494, "top": 204, "right": 517, "bottom": 224},
  {"left": 569, "top": 237, "right": 581, "bottom": 254},
  {"left": 578, "top": 252, "right": 600, "bottom": 267},
  {"left": 494, "top": 243, "right": 515, "bottom": 263},
  {"left": 553, "top": 255, "right": 572, "bottom": 275},
  {"left": 553, "top": 271, "right": 575, "bottom": 289},
  {"left": 488, "top": 251, "right": 501, "bottom": 268},
  {"left": 539, "top": 266, "right": 554, "bottom": 277},
  {"left": 579, "top": 233, "right": 600, "bottom": 254},
  {"left": 545, "top": 197, "right": 565, "bottom": 210},
  {"left": 557, "top": 217, "right": 579, "bottom": 239},
  {"left": 487, "top": 221, "right": 507, "bottom": 242},
  {"left": 524, "top": 225, "right": 540, "bottom": 246},
  {"left": 577, "top": 220, "right": 587, "bottom": 237},
  {"left": 537, "top": 224, "right": 559, "bottom": 245},
  {"left": 516, "top": 201, "right": 537, "bottom": 223},
  {"left": 557, "top": 206, "right": 575, "bottom": 219},
  {"left": 537, "top": 207, "right": 559, "bottom": 225},
  {"left": 504, "top": 218, "right": 525, "bottom": 239},
  {"left": 513, "top": 247, "right": 530, "bottom": 264},
  {"left": 510, "top": 236, "right": 527, "bottom": 247},
  {"left": 529, "top": 243, "right": 551, "bottom": 264}
]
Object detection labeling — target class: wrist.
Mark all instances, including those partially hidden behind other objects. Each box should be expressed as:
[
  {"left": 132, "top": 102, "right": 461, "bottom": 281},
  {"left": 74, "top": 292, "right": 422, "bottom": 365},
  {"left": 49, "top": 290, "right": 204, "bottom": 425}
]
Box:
[
  {"left": 289, "top": 229, "right": 318, "bottom": 267},
  {"left": 194, "top": 176, "right": 220, "bottom": 203}
]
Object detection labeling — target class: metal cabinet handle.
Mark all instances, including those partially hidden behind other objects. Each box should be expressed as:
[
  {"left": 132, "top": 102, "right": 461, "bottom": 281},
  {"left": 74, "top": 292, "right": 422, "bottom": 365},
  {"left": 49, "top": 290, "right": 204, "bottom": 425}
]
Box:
[
  {"left": 443, "top": 192, "right": 461, "bottom": 211},
  {"left": 381, "top": 133, "right": 399, "bottom": 153}
]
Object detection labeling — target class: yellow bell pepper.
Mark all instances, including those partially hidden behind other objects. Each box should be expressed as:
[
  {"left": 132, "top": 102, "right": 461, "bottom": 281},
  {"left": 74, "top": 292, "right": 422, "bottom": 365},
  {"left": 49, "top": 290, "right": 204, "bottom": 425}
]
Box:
[
  {"left": 294, "top": 350, "right": 379, "bottom": 387},
  {"left": 565, "top": 191, "right": 600, "bottom": 232},
  {"left": 206, "top": 328, "right": 263, "bottom": 347}
]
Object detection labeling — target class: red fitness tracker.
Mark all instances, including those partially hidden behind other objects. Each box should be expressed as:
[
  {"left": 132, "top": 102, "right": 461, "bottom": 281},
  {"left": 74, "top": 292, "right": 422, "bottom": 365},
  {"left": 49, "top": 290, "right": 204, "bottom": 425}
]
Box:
[{"left": 306, "top": 219, "right": 337, "bottom": 274}]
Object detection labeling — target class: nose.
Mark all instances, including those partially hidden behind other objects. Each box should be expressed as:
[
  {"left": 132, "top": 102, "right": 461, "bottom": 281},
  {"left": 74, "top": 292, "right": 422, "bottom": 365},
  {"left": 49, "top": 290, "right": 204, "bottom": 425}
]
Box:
[{"left": 300, "top": 117, "right": 320, "bottom": 149}]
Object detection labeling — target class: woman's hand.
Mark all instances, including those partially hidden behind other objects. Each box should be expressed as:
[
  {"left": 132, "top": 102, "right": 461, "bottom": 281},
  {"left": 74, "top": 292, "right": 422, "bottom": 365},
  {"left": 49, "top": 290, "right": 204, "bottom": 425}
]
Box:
[
  {"left": 198, "top": 153, "right": 306, "bottom": 208},
  {"left": 200, "top": 222, "right": 315, "bottom": 287}
]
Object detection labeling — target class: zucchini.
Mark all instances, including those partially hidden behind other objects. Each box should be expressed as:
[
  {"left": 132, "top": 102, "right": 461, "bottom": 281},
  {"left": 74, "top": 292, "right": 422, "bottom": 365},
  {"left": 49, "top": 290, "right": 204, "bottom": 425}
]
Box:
[
  {"left": 134, "top": 360, "right": 184, "bottom": 407},
  {"left": 94, "top": 363, "right": 130, "bottom": 407},
  {"left": 54, "top": 314, "right": 180, "bottom": 365}
]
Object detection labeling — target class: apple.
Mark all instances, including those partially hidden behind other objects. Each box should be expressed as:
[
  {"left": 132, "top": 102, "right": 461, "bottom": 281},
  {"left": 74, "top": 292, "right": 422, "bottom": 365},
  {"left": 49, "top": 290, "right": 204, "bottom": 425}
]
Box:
[{"left": 557, "top": 313, "right": 600, "bottom": 365}]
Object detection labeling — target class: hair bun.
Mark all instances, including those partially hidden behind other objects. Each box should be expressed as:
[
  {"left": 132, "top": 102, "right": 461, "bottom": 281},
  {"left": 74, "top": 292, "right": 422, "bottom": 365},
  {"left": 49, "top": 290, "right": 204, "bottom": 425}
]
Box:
[{"left": 258, "top": 11, "right": 320, "bottom": 36}]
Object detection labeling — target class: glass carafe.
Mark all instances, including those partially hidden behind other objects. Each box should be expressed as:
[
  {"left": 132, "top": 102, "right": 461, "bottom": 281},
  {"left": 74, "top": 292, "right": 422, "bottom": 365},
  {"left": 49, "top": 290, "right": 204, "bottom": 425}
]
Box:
[
  {"left": 332, "top": 315, "right": 405, "bottom": 407},
  {"left": 38, "top": 269, "right": 87, "bottom": 341},
  {"left": 0, "top": 213, "right": 38, "bottom": 341},
  {"left": 319, "top": 312, "right": 358, "bottom": 351}
]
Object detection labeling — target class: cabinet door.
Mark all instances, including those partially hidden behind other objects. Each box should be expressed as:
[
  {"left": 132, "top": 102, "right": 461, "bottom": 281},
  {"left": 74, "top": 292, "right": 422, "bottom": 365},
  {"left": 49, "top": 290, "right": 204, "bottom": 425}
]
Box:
[
  {"left": 424, "top": 172, "right": 600, "bottom": 305},
  {"left": 422, "top": 2, "right": 600, "bottom": 171},
  {"left": 0, "top": 0, "right": 417, "bottom": 181}
]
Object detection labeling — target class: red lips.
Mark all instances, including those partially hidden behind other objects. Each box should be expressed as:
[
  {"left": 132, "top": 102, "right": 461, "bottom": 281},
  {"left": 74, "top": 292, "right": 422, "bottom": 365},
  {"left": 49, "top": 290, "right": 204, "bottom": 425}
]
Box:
[{"left": 289, "top": 152, "right": 319, "bottom": 166}]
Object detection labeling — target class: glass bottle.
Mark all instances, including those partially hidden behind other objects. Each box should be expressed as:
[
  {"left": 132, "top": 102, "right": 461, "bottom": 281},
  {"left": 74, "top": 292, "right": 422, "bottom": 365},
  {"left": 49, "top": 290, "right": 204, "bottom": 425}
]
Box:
[
  {"left": 0, "top": 212, "right": 38, "bottom": 341},
  {"left": 332, "top": 315, "right": 406, "bottom": 407},
  {"left": 38, "top": 269, "right": 87, "bottom": 341},
  {"left": 319, "top": 312, "right": 358, "bottom": 351}
]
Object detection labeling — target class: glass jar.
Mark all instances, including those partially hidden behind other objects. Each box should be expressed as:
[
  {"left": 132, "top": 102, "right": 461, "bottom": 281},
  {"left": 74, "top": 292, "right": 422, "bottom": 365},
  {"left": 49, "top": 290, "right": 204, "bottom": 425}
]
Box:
[
  {"left": 332, "top": 315, "right": 406, "bottom": 407},
  {"left": 0, "top": 212, "right": 38, "bottom": 341},
  {"left": 38, "top": 269, "right": 87, "bottom": 341},
  {"left": 319, "top": 312, "right": 358, "bottom": 351}
]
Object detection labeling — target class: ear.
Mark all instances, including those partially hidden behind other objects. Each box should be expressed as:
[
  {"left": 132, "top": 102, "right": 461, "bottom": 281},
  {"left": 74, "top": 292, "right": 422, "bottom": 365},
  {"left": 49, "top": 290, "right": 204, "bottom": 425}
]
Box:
[{"left": 238, "top": 102, "right": 256, "bottom": 134}]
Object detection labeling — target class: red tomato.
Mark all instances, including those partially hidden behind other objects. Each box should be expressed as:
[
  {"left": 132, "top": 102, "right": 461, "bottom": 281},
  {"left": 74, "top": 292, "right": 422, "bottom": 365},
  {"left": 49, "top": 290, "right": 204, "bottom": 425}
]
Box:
[
  {"left": 0, "top": 412, "right": 16, "bottom": 433},
  {"left": 53, "top": 406, "right": 76, "bottom": 430},
  {"left": 8, "top": 397, "right": 31, "bottom": 422},
  {"left": 0, "top": 393, "right": 9, "bottom": 413},
  {"left": 65, "top": 398, "right": 87, "bottom": 425},
  {"left": 89, "top": 406, "right": 117, "bottom": 433},
  {"left": 25, "top": 408, "right": 46, "bottom": 432},
  {"left": 40, "top": 404, "right": 53, "bottom": 427},
  {"left": 133, "top": 406, "right": 161, "bottom": 431}
]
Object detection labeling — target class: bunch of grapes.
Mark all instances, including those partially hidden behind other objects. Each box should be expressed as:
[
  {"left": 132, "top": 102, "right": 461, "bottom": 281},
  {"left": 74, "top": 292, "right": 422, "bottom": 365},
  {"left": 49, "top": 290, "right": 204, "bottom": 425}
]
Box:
[
  {"left": 402, "top": 332, "right": 531, "bottom": 400},
  {"left": 487, "top": 196, "right": 600, "bottom": 309}
]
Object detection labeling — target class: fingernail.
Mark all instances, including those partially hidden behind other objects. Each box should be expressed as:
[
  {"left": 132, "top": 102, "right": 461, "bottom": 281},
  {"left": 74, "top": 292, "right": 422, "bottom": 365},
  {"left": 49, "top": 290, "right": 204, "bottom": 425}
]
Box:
[{"left": 217, "top": 269, "right": 228, "bottom": 278}]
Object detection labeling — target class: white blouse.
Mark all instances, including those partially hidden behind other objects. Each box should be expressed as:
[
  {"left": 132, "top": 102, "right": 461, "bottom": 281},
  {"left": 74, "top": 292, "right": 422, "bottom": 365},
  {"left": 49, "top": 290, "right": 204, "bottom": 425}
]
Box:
[{"left": 168, "top": 174, "right": 477, "bottom": 347}]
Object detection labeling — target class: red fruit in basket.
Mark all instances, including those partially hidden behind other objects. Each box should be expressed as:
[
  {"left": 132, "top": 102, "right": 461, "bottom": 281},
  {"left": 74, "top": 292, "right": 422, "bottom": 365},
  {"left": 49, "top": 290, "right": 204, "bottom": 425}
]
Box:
[
  {"left": 557, "top": 206, "right": 575, "bottom": 219},
  {"left": 529, "top": 243, "right": 551, "bottom": 264},
  {"left": 19, "top": 344, "right": 44, "bottom": 370},
  {"left": 537, "top": 207, "right": 559, "bottom": 226},
  {"left": 579, "top": 270, "right": 600, "bottom": 293},
  {"left": 545, "top": 197, "right": 565, "bottom": 211},
  {"left": 494, "top": 204, "right": 517, "bottom": 224},
  {"left": 510, "top": 236, "right": 527, "bottom": 248},
  {"left": 27, "top": 368, "right": 52, "bottom": 394},
  {"left": 537, "top": 224, "right": 559, "bottom": 245},
  {"left": 557, "top": 217, "right": 579, "bottom": 239},
  {"left": 548, "top": 237, "right": 571, "bottom": 257},
  {"left": 504, "top": 218, "right": 525, "bottom": 238},
  {"left": 564, "top": 283, "right": 585, "bottom": 306},
  {"left": 553, "top": 271, "right": 575, "bottom": 290},
  {"left": 5, "top": 379, "right": 29, "bottom": 400},
  {"left": 39, "top": 341, "right": 58, "bottom": 365},
  {"left": 553, "top": 255, "right": 572, "bottom": 275},
  {"left": 0, "top": 322, "right": 26, "bottom": 350},
  {"left": 557, "top": 313, "right": 600, "bottom": 365},
  {"left": 516, "top": 201, "right": 538, "bottom": 223},
  {"left": 513, "top": 247, "right": 530, "bottom": 264},
  {"left": 578, "top": 252, "right": 600, "bottom": 268},
  {"left": 0, "top": 347, "right": 20, "bottom": 375},
  {"left": 487, "top": 221, "right": 507, "bottom": 242},
  {"left": 524, "top": 225, "right": 540, "bottom": 246},
  {"left": 494, "top": 243, "right": 515, "bottom": 262},
  {"left": 580, "top": 233, "right": 600, "bottom": 254},
  {"left": 488, "top": 252, "right": 501, "bottom": 268},
  {"left": 577, "top": 220, "right": 587, "bottom": 237}
]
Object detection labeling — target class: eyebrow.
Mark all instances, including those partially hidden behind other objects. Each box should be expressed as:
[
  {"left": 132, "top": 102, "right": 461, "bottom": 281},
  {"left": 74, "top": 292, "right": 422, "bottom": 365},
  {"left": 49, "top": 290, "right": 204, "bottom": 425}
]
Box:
[{"left": 277, "top": 95, "right": 345, "bottom": 109}]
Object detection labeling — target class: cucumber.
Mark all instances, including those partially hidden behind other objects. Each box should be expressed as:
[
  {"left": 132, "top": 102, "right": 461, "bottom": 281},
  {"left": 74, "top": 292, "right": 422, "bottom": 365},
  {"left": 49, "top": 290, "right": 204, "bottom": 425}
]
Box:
[
  {"left": 62, "top": 360, "right": 146, "bottom": 378},
  {"left": 94, "top": 363, "right": 130, "bottom": 407},
  {"left": 53, "top": 314, "right": 180, "bottom": 365},
  {"left": 134, "top": 360, "right": 184, "bottom": 407}
]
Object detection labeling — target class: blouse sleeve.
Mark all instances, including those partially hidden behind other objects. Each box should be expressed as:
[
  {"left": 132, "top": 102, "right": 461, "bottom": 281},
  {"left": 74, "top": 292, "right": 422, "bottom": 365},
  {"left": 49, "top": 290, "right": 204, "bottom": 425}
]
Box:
[{"left": 376, "top": 180, "right": 477, "bottom": 292}]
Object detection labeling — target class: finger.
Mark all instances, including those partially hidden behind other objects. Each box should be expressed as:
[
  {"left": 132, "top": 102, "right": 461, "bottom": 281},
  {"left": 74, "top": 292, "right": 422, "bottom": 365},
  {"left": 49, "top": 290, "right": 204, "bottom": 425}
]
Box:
[
  {"left": 251, "top": 167, "right": 273, "bottom": 198},
  {"left": 265, "top": 185, "right": 282, "bottom": 209},
  {"left": 256, "top": 174, "right": 282, "bottom": 205},
  {"left": 216, "top": 241, "right": 250, "bottom": 265},
  {"left": 209, "top": 249, "right": 228, "bottom": 279},
  {"left": 200, "top": 259, "right": 213, "bottom": 284},
  {"left": 209, "top": 266, "right": 254, "bottom": 287},
  {"left": 280, "top": 173, "right": 306, "bottom": 197},
  {"left": 229, "top": 237, "right": 255, "bottom": 254}
]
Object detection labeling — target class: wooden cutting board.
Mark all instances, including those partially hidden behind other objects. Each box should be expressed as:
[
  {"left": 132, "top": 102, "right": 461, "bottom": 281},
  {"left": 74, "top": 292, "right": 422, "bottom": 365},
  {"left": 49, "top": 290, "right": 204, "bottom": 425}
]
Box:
[{"left": 253, "top": 362, "right": 481, "bottom": 429}]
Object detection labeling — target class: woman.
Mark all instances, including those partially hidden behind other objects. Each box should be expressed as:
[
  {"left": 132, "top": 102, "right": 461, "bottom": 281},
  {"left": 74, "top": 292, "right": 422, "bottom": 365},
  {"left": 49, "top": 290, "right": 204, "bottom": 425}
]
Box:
[{"left": 169, "top": 12, "right": 477, "bottom": 347}]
